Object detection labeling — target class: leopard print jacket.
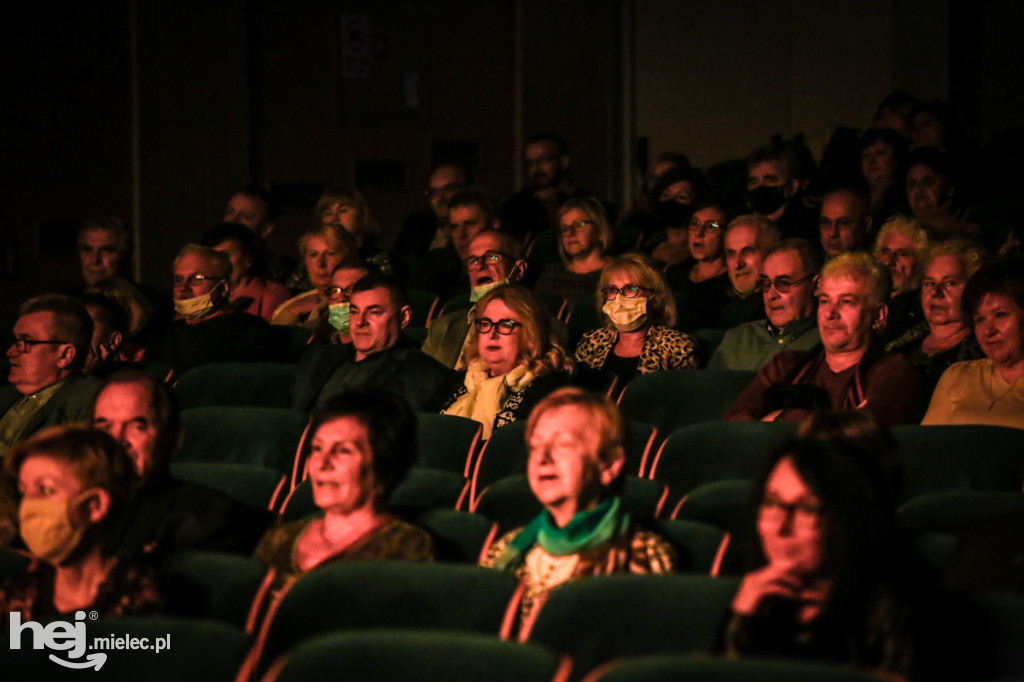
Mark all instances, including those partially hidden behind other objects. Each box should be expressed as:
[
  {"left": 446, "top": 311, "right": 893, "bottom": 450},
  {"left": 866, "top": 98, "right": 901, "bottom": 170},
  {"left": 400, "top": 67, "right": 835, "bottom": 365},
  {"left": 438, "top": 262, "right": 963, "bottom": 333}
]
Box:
[{"left": 575, "top": 326, "right": 699, "bottom": 374}]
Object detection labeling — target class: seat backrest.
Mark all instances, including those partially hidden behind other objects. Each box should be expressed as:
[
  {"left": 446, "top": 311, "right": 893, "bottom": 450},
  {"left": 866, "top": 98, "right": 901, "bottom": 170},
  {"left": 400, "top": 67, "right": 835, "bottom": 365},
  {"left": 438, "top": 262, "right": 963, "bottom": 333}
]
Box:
[
  {"left": 174, "top": 362, "right": 298, "bottom": 409},
  {"left": 894, "top": 425, "right": 1024, "bottom": 500},
  {"left": 178, "top": 407, "right": 309, "bottom": 479},
  {"left": 648, "top": 422, "right": 797, "bottom": 510},
  {"left": 406, "top": 288, "right": 440, "bottom": 327},
  {"left": 265, "top": 630, "right": 567, "bottom": 682},
  {"left": 412, "top": 509, "right": 496, "bottom": 564},
  {"left": 918, "top": 589, "right": 1024, "bottom": 680},
  {"left": 255, "top": 562, "right": 520, "bottom": 674},
  {"left": 649, "top": 519, "right": 724, "bottom": 575},
  {"left": 160, "top": 550, "right": 271, "bottom": 628},
  {"left": 266, "top": 325, "right": 312, "bottom": 363},
  {"left": 591, "top": 655, "right": 881, "bottom": 682},
  {"left": 618, "top": 369, "right": 756, "bottom": 440},
  {"left": 526, "top": 574, "right": 739, "bottom": 678},
  {"left": 672, "top": 478, "right": 756, "bottom": 532},
  {"left": 896, "top": 489, "right": 1024, "bottom": 534},
  {"left": 169, "top": 462, "right": 286, "bottom": 511},
  {"left": 417, "top": 413, "right": 483, "bottom": 476}
]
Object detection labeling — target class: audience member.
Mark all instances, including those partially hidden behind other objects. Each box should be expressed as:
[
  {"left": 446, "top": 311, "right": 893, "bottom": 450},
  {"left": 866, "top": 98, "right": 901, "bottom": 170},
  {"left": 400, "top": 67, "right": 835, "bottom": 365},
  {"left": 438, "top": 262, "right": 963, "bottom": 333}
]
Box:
[
  {"left": 79, "top": 293, "right": 127, "bottom": 376},
  {"left": 621, "top": 152, "right": 692, "bottom": 236},
  {"left": 482, "top": 387, "right": 675, "bottom": 629},
  {"left": 0, "top": 426, "right": 161, "bottom": 620},
  {"left": 421, "top": 230, "right": 528, "bottom": 369},
  {"left": 922, "top": 259, "right": 1024, "bottom": 428},
  {"left": 872, "top": 215, "right": 929, "bottom": 342},
  {"left": 1, "top": 295, "right": 99, "bottom": 459},
  {"left": 870, "top": 91, "right": 919, "bottom": 140},
  {"left": 725, "top": 251, "right": 922, "bottom": 424},
  {"left": 273, "top": 225, "right": 357, "bottom": 327},
  {"left": 859, "top": 128, "right": 909, "bottom": 229},
  {"left": 313, "top": 259, "right": 377, "bottom": 345},
  {"left": 91, "top": 370, "right": 273, "bottom": 557},
  {"left": 746, "top": 141, "right": 816, "bottom": 242},
  {"left": 146, "top": 245, "right": 272, "bottom": 373},
  {"left": 223, "top": 185, "right": 276, "bottom": 239},
  {"left": 667, "top": 201, "right": 735, "bottom": 330},
  {"left": 818, "top": 187, "right": 871, "bottom": 260},
  {"left": 649, "top": 167, "right": 712, "bottom": 264},
  {"left": 717, "top": 214, "right": 781, "bottom": 329},
  {"left": 292, "top": 274, "right": 456, "bottom": 413},
  {"left": 85, "top": 276, "right": 156, "bottom": 363},
  {"left": 576, "top": 254, "right": 697, "bottom": 395},
  {"left": 885, "top": 238, "right": 987, "bottom": 396},
  {"left": 203, "top": 222, "right": 290, "bottom": 322},
  {"left": 904, "top": 148, "right": 981, "bottom": 241},
  {"left": 723, "top": 438, "right": 914, "bottom": 678},
  {"left": 392, "top": 163, "right": 470, "bottom": 263},
  {"left": 709, "top": 239, "right": 822, "bottom": 371},
  {"left": 316, "top": 185, "right": 390, "bottom": 272},
  {"left": 533, "top": 197, "right": 613, "bottom": 306},
  {"left": 255, "top": 389, "right": 434, "bottom": 587}
]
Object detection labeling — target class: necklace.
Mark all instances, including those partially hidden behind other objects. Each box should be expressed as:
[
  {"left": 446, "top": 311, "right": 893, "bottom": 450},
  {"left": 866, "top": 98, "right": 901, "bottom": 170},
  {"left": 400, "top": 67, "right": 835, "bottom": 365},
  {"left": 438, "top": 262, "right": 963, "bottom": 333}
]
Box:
[{"left": 987, "top": 367, "right": 1023, "bottom": 411}]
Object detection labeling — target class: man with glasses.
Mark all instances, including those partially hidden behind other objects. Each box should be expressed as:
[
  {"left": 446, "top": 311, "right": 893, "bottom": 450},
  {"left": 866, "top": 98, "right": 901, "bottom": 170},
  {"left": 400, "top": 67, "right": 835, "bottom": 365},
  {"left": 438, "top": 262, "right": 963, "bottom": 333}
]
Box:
[
  {"left": 1, "top": 295, "right": 100, "bottom": 457},
  {"left": 144, "top": 244, "right": 271, "bottom": 373},
  {"left": 293, "top": 273, "right": 456, "bottom": 413},
  {"left": 710, "top": 239, "right": 822, "bottom": 370},
  {"left": 422, "top": 230, "right": 528, "bottom": 368},
  {"left": 725, "top": 251, "right": 922, "bottom": 424}
]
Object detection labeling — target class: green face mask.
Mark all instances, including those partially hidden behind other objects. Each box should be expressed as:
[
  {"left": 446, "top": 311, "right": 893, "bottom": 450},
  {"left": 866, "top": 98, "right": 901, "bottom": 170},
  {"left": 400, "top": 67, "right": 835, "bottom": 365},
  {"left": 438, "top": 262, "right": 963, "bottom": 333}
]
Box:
[
  {"left": 470, "top": 278, "right": 507, "bottom": 303},
  {"left": 328, "top": 302, "right": 350, "bottom": 333}
]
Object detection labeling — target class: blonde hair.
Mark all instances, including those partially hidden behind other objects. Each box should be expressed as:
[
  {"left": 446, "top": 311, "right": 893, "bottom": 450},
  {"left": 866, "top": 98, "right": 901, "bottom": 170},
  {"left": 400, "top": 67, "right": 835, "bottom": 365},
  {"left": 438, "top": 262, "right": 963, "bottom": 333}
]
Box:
[
  {"left": 595, "top": 253, "right": 677, "bottom": 328},
  {"left": 526, "top": 387, "right": 626, "bottom": 471},
  {"left": 557, "top": 197, "right": 613, "bottom": 264},
  {"left": 314, "top": 185, "right": 370, "bottom": 234},
  {"left": 821, "top": 251, "right": 891, "bottom": 308},
  {"left": 86, "top": 276, "right": 153, "bottom": 339},
  {"left": 297, "top": 224, "right": 358, "bottom": 261},
  {"left": 460, "top": 285, "right": 573, "bottom": 376},
  {"left": 920, "top": 237, "right": 990, "bottom": 279},
  {"left": 175, "top": 244, "right": 232, "bottom": 281},
  {"left": 872, "top": 215, "right": 930, "bottom": 290}
]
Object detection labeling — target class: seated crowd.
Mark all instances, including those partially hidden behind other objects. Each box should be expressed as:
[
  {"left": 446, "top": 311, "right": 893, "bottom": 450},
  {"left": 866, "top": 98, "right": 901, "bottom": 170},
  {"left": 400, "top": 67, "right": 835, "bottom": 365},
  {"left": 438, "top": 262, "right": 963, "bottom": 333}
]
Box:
[{"left": 0, "top": 91, "right": 1022, "bottom": 679}]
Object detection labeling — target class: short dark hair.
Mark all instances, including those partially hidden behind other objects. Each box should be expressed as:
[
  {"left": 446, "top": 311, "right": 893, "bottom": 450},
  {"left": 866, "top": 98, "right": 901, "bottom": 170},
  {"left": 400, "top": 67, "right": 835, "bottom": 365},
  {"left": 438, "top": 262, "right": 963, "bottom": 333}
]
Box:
[
  {"left": 859, "top": 127, "right": 908, "bottom": 156},
  {"left": 447, "top": 186, "right": 499, "bottom": 225},
  {"left": 311, "top": 389, "right": 417, "bottom": 509},
  {"left": 230, "top": 185, "right": 278, "bottom": 222},
  {"left": 747, "top": 137, "right": 813, "bottom": 183},
  {"left": 962, "top": 258, "right": 1024, "bottom": 321},
  {"left": 331, "top": 258, "right": 377, "bottom": 278},
  {"left": 906, "top": 147, "right": 958, "bottom": 188},
  {"left": 93, "top": 369, "right": 182, "bottom": 471},
  {"left": 649, "top": 166, "right": 712, "bottom": 207},
  {"left": 19, "top": 294, "right": 94, "bottom": 371},
  {"left": 526, "top": 132, "right": 569, "bottom": 155},
  {"left": 764, "top": 238, "right": 823, "bottom": 277},
  {"left": 201, "top": 222, "right": 269, "bottom": 278},
  {"left": 350, "top": 273, "right": 408, "bottom": 309},
  {"left": 873, "top": 91, "right": 919, "bottom": 121},
  {"left": 79, "top": 292, "right": 129, "bottom": 336}
]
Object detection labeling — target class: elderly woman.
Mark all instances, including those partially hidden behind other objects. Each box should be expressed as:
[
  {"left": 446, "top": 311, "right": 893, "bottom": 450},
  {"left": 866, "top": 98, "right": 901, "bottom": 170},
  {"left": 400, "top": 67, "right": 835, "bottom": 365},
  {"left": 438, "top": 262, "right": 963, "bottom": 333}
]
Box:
[
  {"left": 482, "top": 387, "right": 675, "bottom": 629},
  {"left": 254, "top": 390, "right": 434, "bottom": 585},
  {"left": 724, "top": 437, "right": 914, "bottom": 677},
  {"left": 922, "top": 259, "right": 1024, "bottom": 429},
  {"left": 441, "top": 285, "right": 573, "bottom": 440},
  {"left": 272, "top": 225, "right": 357, "bottom": 327},
  {"left": 534, "top": 197, "right": 613, "bottom": 306},
  {"left": 873, "top": 215, "right": 929, "bottom": 343},
  {"left": 575, "top": 254, "right": 698, "bottom": 396},
  {"left": 316, "top": 185, "right": 391, "bottom": 272},
  {"left": 203, "top": 222, "right": 290, "bottom": 322},
  {"left": 885, "top": 238, "right": 987, "bottom": 396},
  {"left": 0, "top": 425, "right": 161, "bottom": 620},
  {"left": 904, "top": 148, "right": 980, "bottom": 242}
]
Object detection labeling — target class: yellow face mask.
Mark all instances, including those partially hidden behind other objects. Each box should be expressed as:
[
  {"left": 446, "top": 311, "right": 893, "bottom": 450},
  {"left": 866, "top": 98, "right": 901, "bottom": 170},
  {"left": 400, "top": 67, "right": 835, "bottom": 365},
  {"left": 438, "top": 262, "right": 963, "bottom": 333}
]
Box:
[{"left": 18, "top": 489, "right": 98, "bottom": 565}]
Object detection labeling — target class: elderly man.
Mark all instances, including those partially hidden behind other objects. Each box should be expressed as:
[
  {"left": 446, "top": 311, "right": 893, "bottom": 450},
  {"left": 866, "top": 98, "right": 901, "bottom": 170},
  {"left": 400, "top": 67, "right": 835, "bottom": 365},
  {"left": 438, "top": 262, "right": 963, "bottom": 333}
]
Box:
[
  {"left": 421, "top": 230, "right": 528, "bottom": 368},
  {"left": 819, "top": 187, "right": 871, "bottom": 259},
  {"left": 724, "top": 251, "right": 922, "bottom": 424},
  {"left": 145, "top": 244, "right": 272, "bottom": 373},
  {"left": 716, "top": 215, "right": 781, "bottom": 329},
  {"left": 91, "top": 370, "right": 272, "bottom": 558},
  {"left": 0, "top": 295, "right": 100, "bottom": 457},
  {"left": 293, "top": 273, "right": 457, "bottom": 412},
  {"left": 709, "top": 239, "right": 822, "bottom": 371}
]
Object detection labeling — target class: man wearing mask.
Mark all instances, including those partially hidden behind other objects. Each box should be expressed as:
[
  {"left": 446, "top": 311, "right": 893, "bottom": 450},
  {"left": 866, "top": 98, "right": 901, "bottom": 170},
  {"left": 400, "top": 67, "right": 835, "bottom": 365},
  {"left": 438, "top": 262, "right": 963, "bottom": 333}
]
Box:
[
  {"left": 421, "top": 230, "right": 528, "bottom": 369},
  {"left": 91, "top": 370, "right": 273, "bottom": 558},
  {"left": 144, "top": 245, "right": 272, "bottom": 373},
  {"left": 318, "top": 259, "right": 376, "bottom": 344},
  {"left": 716, "top": 215, "right": 781, "bottom": 329},
  {"left": 709, "top": 239, "right": 822, "bottom": 370},
  {"left": 746, "top": 142, "right": 817, "bottom": 243}
]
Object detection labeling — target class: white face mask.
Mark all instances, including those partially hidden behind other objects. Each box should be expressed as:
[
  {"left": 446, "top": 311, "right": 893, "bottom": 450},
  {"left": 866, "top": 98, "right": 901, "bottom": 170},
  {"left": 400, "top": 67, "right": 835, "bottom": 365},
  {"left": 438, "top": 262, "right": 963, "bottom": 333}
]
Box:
[
  {"left": 470, "top": 278, "right": 507, "bottom": 303},
  {"left": 602, "top": 296, "right": 648, "bottom": 332},
  {"left": 173, "top": 281, "right": 223, "bottom": 321}
]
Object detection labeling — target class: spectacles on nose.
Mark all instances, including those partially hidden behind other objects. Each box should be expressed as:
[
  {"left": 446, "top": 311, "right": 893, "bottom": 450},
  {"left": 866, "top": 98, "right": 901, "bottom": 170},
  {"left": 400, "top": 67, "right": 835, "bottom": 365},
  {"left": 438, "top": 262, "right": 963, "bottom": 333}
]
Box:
[
  {"left": 559, "top": 220, "right": 594, "bottom": 236},
  {"left": 8, "top": 337, "right": 69, "bottom": 354},
  {"left": 326, "top": 285, "right": 354, "bottom": 300},
  {"left": 465, "top": 251, "right": 511, "bottom": 268},
  {"left": 688, "top": 219, "right": 722, "bottom": 233},
  {"left": 759, "top": 274, "right": 814, "bottom": 294},
  {"left": 601, "top": 285, "right": 652, "bottom": 301},
  {"left": 173, "top": 274, "right": 218, "bottom": 287},
  {"left": 473, "top": 317, "right": 522, "bottom": 335},
  {"left": 759, "top": 495, "right": 820, "bottom": 529}
]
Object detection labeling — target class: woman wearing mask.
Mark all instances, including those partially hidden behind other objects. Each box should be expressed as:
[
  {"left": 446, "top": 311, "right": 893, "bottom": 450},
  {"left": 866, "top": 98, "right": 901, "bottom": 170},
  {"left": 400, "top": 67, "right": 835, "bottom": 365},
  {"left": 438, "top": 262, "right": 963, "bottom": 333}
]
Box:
[
  {"left": 0, "top": 426, "right": 161, "bottom": 620},
  {"left": 272, "top": 225, "right": 357, "bottom": 328},
  {"left": 575, "top": 254, "right": 698, "bottom": 397},
  {"left": 649, "top": 167, "right": 711, "bottom": 268}
]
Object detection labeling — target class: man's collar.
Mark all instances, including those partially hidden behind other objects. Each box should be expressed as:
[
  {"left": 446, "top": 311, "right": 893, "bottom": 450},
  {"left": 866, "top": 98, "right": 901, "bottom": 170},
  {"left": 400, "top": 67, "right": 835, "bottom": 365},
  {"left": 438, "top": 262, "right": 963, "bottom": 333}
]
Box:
[{"left": 766, "top": 315, "right": 817, "bottom": 337}]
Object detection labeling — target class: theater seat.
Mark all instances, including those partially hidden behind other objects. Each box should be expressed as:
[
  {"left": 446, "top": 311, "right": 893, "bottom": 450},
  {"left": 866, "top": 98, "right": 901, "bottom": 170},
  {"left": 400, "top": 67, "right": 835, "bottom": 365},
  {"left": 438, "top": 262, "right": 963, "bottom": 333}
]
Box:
[
  {"left": 416, "top": 413, "right": 483, "bottom": 476},
  {"left": 406, "top": 288, "right": 440, "bottom": 328},
  {"left": 159, "top": 551, "right": 272, "bottom": 628},
  {"left": 169, "top": 462, "right": 286, "bottom": 511},
  {"left": 174, "top": 362, "right": 297, "bottom": 409},
  {"left": 589, "top": 655, "right": 881, "bottom": 682}
]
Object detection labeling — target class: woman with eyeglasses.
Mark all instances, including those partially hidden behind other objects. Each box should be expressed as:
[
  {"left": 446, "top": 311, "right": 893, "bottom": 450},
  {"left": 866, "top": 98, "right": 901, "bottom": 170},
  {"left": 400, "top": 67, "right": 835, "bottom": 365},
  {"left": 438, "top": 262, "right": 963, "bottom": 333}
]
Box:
[
  {"left": 664, "top": 201, "right": 738, "bottom": 330},
  {"left": 723, "top": 437, "right": 917, "bottom": 678},
  {"left": 533, "top": 197, "right": 613, "bottom": 306},
  {"left": 440, "top": 285, "right": 574, "bottom": 439},
  {"left": 575, "top": 254, "right": 697, "bottom": 396}
]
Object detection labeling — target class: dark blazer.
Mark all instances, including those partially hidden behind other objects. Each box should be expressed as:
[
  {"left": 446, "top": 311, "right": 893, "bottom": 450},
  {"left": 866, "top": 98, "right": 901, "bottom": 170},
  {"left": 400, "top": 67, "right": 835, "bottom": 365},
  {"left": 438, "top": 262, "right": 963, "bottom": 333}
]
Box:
[
  {"left": 0, "top": 374, "right": 102, "bottom": 440},
  {"left": 292, "top": 339, "right": 458, "bottom": 413}
]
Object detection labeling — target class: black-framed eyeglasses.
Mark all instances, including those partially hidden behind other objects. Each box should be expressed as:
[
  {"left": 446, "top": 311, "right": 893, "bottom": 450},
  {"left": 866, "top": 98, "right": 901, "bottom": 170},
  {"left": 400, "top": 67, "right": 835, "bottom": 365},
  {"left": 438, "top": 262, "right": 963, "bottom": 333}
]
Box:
[
  {"left": 8, "top": 337, "right": 69, "bottom": 354},
  {"left": 559, "top": 220, "right": 594, "bottom": 236},
  {"left": 759, "top": 495, "right": 820, "bottom": 529},
  {"left": 758, "top": 274, "right": 813, "bottom": 294},
  {"left": 688, "top": 219, "right": 722, "bottom": 233},
  {"left": 173, "top": 273, "right": 219, "bottom": 287},
  {"left": 425, "top": 182, "right": 464, "bottom": 199},
  {"left": 601, "top": 285, "right": 652, "bottom": 301},
  {"left": 473, "top": 318, "right": 522, "bottom": 335},
  {"left": 466, "top": 251, "right": 511, "bottom": 268}
]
